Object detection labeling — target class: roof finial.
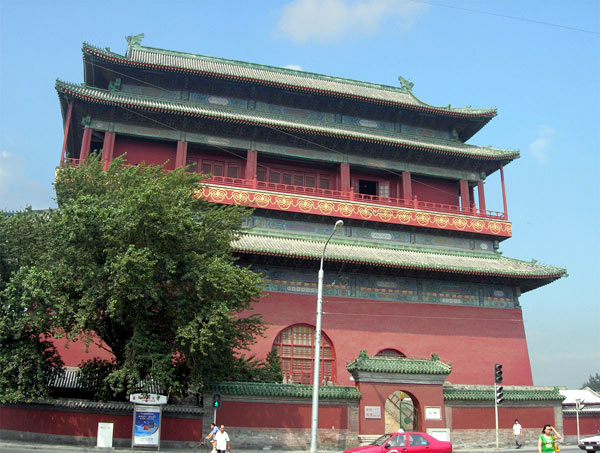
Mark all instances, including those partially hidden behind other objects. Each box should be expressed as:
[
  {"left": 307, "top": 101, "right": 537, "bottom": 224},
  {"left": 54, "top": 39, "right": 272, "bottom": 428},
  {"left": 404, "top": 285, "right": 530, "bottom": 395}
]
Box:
[
  {"left": 398, "top": 75, "right": 414, "bottom": 93},
  {"left": 125, "top": 33, "right": 145, "bottom": 49}
]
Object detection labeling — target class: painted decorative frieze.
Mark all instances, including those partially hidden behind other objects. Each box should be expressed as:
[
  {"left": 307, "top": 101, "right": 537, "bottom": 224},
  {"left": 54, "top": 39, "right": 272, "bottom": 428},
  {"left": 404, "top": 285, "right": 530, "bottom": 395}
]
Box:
[
  {"left": 205, "top": 185, "right": 512, "bottom": 237},
  {"left": 254, "top": 265, "right": 517, "bottom": 308}
]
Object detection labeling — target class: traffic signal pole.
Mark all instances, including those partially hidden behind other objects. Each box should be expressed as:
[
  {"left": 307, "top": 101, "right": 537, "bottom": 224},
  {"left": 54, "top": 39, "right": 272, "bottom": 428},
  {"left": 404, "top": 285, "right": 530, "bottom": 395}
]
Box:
[
  {"left": 494, "top": 382, "right": 499, "bottom": 449},
  {"left": 493, "top": 364, "right": 503, "bottom": 449}
]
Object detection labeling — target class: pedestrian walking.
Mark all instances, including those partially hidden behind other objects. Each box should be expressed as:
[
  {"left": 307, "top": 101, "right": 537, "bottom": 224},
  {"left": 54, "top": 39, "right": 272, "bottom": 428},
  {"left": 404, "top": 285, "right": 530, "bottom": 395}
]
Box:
[
  {"left": 538, "top": 424, "right": 561, "bottom": 453},
  {"left": 513, "top": 419, "right": 523, "bottom": 448},
  {"left": 205, "top": 422, "right": 219, "bottom": 453},
  {"left": 214, "top": 424, "right": 231, "bottom": 453}
]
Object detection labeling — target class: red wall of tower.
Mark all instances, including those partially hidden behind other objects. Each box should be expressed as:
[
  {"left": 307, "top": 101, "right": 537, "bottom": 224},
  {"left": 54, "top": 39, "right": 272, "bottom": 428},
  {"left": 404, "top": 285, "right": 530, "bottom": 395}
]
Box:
[
  {"left": 411, "top": 177, "right": 459, "bottom": 206},
  {"left": 247, "top": 291, "right": 533, "bottom": 386},
  {"left": 113, "top": 137, "right": 176, "bottom": 170}
]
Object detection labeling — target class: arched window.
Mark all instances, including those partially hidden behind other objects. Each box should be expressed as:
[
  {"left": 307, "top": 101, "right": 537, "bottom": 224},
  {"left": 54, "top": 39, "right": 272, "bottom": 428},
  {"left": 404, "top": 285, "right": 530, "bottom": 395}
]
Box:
[
  {"left": 273, "top": 324, "right": 335, "bottom": 385},
  {"left": 376, "top": 349, "right": 406, "bottom": 358}
]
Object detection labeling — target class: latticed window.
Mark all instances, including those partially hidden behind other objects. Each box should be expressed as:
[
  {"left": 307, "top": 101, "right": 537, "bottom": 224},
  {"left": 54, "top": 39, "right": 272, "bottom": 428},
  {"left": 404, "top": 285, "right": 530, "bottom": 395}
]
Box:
[
  {"left": 376, "top": 349, "right": 406, "bottom": 358},
  {"left": 273, "top": 324, "right": 335, "bottom": 385}
]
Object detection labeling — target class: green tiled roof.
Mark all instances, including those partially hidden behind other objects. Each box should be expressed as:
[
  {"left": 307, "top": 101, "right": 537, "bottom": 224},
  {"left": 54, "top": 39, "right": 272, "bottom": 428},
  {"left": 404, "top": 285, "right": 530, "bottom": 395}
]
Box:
[
  {"left": 444, "top": 385, "right": 565, "bottom": 402},
  {"left": 83, "top": 42, "right": 496, "bottom": 119},
  {"left": 347, "top": 352, "right": 451, "bottom": 375},
  {"left": 56, "top": 80, "right": 516, "bottom": 161},
  {"left": 204, "top": 381, "right": 360, "bottom": 399},
  {"left": 232, "top": 231, "right": 566, "bottom": 280}
]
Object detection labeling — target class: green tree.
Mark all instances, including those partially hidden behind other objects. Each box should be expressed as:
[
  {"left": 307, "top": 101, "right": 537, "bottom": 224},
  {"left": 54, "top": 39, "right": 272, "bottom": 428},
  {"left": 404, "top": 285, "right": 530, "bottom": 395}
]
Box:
[
  {"left": 581, "top": 373, "right": 600, "bottom": 392},
  {"left": 1, "top": 156, "right": 267, "bottom": 401},
  {"left": 0, "top": 211, "right": 64, "bottom": 402}
]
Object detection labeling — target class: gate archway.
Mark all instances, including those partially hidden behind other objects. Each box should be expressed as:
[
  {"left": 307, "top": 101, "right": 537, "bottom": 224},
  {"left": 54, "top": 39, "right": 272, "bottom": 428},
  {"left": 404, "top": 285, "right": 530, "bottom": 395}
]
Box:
[{"left": 385, "top": 390, "right": 418, "bottom": 432}]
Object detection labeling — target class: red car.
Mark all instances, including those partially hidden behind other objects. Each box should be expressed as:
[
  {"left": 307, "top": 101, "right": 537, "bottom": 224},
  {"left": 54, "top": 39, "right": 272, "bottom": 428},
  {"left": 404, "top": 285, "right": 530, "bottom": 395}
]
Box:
[{"left": 344, "top": 432, "right": 452, "bottom": 453}]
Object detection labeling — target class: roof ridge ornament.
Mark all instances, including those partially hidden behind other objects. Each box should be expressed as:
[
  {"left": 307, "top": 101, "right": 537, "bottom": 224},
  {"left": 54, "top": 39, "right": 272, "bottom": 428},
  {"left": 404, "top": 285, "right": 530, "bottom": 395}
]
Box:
[
  {"left": 126, "top": 33, "right": 145, "bottom": 50},
  {"left": 398, "top": 75, "right": 414, "bottom": 93}
]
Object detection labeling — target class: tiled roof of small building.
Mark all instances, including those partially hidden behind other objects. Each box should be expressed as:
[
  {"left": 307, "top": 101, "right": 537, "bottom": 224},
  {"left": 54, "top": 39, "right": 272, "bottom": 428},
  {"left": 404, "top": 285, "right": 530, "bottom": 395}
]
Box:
[
  {"left": 444, "top": 384, "right": 565, "bottom": 402},
  {"left": 55, "top": 80, "right": 517, "bottom": 161},
  {"left": 232, "top": 232, "right": 566, "bottom": 279},
  {"left": 82, "top": 42, "right": 496, "bottom": 119},
  {"left": 347, "top": 352, "right": 451, "bottom": 375},
  {"left": 204, "top": 381, "right": 361, "bottom": 399}
]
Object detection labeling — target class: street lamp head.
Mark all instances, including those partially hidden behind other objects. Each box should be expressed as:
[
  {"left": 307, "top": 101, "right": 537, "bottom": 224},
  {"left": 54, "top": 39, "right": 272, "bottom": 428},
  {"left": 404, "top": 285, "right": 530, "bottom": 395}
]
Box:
[{"left": 334, "top": 220, "right": 344, "bottom": 230}]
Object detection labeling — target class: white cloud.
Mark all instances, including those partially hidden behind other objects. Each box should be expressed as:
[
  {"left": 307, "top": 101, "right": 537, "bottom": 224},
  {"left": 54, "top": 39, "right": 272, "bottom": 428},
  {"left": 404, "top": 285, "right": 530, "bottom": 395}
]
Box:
[
  {"left": 284, "top": 64, "right": 304, "bottom": 71},
  {"left": 276, "top": 0, "right": 428, "bottom": 44},
  {"left": 528, "top": 124, "right": 555, "bottom": 163}
]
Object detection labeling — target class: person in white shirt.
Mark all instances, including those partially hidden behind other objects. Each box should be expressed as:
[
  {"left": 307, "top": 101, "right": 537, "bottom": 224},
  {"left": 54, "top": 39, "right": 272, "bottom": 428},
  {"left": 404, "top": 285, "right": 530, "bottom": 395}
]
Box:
[
  {"left": 214, "top": 424, "right": 231, "bottom": 453},
  {"left": 513, "top": 419, "right": 523, "bottom": 449}
]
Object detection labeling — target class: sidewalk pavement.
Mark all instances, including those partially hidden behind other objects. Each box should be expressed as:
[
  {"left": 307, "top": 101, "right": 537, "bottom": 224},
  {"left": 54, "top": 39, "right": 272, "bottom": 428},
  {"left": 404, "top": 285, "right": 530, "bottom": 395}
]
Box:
[{"left": 0, "top": 440, "right": 583, "bottom": 453}]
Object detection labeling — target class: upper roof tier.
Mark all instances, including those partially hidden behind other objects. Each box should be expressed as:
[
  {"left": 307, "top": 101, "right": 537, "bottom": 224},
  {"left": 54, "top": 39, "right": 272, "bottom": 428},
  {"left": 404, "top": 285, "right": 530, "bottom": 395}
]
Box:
[
  {"left": 56, "top": 79, "right": 518, "bottom": 163},
  {"left": 81, "top": 35, "right": 497, "bottom": 139}
]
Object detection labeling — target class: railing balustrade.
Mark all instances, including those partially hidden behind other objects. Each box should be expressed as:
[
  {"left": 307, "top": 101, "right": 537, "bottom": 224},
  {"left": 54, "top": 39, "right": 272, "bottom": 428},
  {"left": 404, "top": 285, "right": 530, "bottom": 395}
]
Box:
[
  {"left": 205, "top": 175, "right": 506, "bottom": 220},
  {"left": 61, "top": 160, "right": 506, "bottom": 220}
]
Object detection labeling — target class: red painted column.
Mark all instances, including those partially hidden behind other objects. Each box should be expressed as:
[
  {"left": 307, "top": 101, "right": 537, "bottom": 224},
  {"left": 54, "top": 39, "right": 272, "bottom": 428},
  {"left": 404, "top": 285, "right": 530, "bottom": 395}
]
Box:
[
  {"left": 340, "top": 162, "right": 351, "bottom": 193},
  {"left": 401, "top": 171, "right": 412, "bottom": 203},
  {"left": 175, "top": 141, "right": 188, "bottom": 168},
  {"left": 500, "top": 164, "right": 508, "bottom": 220},
  {"left": 459, "top": 180, "right": 470, "bottom": 213},
  {"left": 477, "top": 181, "right": 486, "bottom": 215},
  {"left": 101, "top": 131, "right": 116, "bottom": 171},
  {"left": 60, "top": 100, "right": 73, "bottom": 166},
  {"left": 79, "top": 127, "right": 92, "bottom": 162},
  {"left": 245, "top": 149, "right": 257, "bottom": 181}
]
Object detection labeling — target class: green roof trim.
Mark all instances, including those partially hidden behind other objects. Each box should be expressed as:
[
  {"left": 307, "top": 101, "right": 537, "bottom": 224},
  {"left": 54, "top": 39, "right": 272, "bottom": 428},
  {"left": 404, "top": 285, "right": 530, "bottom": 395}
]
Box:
[
  {"left": 444, "top": 385, "right": 565, "bottom": 402},
  {"left": 82, "top": 41, "right": 497, "bottom": 119},
  {"left": 56, "top": 80, "right": 517, "bottom": 162},
  {"left": 204, "top": 381, "right": 361, "bottom": 399},
  {"left": 232, "top": 231, "right": 567, "bottom": 280},
  {"left": 347, "top": 351, "right": 452, "bottom": 375}
]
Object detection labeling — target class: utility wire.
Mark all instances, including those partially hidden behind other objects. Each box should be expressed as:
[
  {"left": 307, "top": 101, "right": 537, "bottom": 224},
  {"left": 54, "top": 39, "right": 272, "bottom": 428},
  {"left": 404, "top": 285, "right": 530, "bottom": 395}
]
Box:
[{"left": 408, "top": 0, "right": 600, "bottom": 35}]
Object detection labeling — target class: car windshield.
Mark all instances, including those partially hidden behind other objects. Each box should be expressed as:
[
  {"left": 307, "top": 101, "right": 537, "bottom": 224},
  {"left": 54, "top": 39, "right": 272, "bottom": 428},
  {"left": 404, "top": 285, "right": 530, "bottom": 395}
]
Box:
[{"left": 371, "top": 434, "right": 393, "bottom": 446}]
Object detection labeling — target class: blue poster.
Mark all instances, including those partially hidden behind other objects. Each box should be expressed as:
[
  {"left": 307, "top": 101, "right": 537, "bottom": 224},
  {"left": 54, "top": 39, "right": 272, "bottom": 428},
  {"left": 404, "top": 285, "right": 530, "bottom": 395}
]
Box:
[{"left": 133, "top": 405, "right": 161, "bottom": 446}]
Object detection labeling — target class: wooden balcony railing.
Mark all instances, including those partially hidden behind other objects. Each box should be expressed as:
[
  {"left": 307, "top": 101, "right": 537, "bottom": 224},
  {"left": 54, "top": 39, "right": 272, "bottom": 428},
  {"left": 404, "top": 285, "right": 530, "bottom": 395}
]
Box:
[
  {"left": 61, "top": 159, "right": 506, "bottom": 220},
  {"left": 205, "top": 175, "right": 506, "bottom": 220}
]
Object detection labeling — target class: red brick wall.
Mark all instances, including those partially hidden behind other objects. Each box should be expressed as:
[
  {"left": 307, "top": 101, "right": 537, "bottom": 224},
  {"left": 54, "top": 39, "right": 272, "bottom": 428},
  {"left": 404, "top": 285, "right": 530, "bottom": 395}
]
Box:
[
  {"left": 450, "top": 406, "right": 554, "bottom": 429},
  {"left": 564, "top": 415, "right": 600, "bottom": 436},
  {"left": 247, "top": 292, "right": 533, "bottom": 385},
  {"left": 216, "top": 401, "right": 348, "bottom": 429},
  {"left": 0, "top": 406, "right": 201, "bottom": 441}
]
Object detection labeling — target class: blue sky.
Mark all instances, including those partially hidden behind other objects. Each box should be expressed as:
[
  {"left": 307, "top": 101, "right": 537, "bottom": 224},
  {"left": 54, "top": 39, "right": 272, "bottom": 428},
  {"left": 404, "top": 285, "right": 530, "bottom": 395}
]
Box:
[{"left": 1, "top": 0, "right": 598, "bottom": 389}]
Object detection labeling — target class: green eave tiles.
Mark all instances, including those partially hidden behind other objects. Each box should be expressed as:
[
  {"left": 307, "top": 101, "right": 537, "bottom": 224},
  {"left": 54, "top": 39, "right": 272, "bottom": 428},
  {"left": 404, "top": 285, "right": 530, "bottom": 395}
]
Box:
[
  {"left": 55, "top": 80, "right": 517, "bottom": 162},
  {"left": 232, "top": 232, "right": 567, "bottom": 279},
  {"left": 444, "top": 386, "right": 565, "bottom": 402},
  {"left": 204, "top": 381, "right": 361, "bottom": 399},
  {"left": 83, "top": 42, "right": 496, "bottom": 119},
  {"left": 347, "top": 352, "right": 451, "bottom": 375}
]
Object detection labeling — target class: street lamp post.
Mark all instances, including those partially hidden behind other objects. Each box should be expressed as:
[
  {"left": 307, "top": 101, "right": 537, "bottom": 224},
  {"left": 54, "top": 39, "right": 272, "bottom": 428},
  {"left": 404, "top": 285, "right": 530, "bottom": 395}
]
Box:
[{"left": 310, "top": 219, "right": 343, "bottom": 453}]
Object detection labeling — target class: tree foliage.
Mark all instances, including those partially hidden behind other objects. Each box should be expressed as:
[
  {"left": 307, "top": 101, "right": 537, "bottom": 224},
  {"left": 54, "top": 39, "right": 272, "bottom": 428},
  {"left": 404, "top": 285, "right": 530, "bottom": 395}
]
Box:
[
  {"left": 1, "top": 157, "right": 271, "bottom": 402},
  {"left": 581, "top": 373, "right": 600, "bottom": 392}
]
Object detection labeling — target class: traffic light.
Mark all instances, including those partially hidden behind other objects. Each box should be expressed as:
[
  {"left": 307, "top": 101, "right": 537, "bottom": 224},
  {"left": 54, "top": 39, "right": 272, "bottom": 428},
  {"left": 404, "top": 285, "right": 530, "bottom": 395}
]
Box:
[
  {"left": 494, "top": 363, "right": 503, "bottom": 384},
  {"left": 496, "top": 385, "right": 504, "bottom": 405},
  {"left": 212, "top": 393, "right": 221, "bottom": 409}
]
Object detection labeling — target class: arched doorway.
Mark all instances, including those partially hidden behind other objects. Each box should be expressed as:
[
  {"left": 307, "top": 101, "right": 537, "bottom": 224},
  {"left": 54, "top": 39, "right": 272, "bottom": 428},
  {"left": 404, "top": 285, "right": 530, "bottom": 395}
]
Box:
[{"left": 385, "top": 390, "right": 417, "bottom": 432}]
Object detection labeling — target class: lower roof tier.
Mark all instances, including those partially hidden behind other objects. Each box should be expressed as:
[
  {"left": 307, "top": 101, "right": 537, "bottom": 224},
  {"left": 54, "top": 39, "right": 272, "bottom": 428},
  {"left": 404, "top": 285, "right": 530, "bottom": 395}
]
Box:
[{"left": 232, "top": 231, "right": 566, "bottom": 293}]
